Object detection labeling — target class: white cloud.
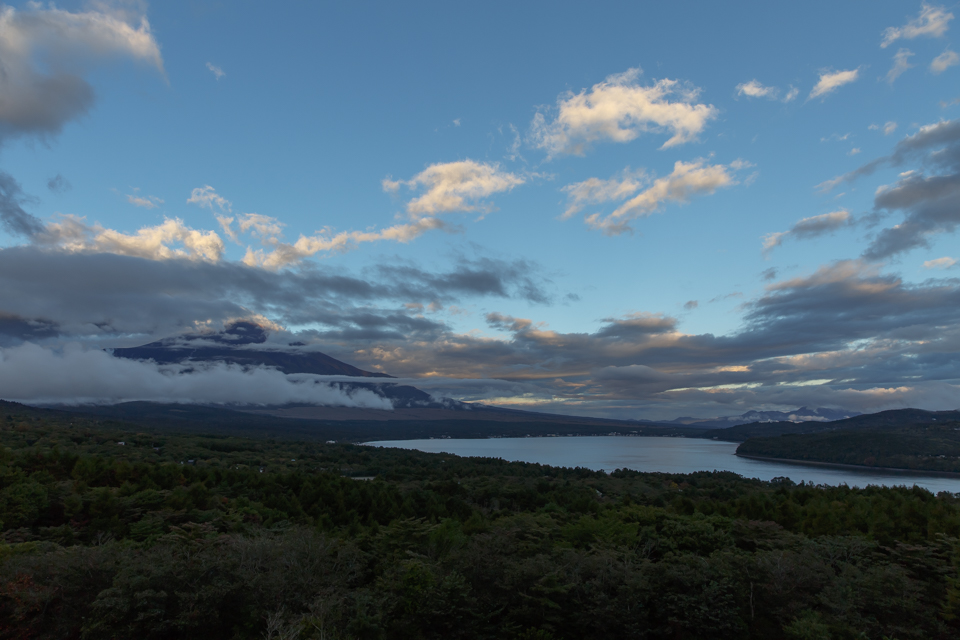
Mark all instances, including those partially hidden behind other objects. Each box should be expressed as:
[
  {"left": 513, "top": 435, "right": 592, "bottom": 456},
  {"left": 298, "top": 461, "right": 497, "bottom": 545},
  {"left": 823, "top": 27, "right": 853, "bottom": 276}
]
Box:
[
  {"left": 384, "top": 160, "right": 524, "bottom": 217},
  {"left": 531, "top": 67, "right": 718, "bottom": 156},
  {"left": 39, "top": 215, "right": 226, "bottom": 262},
  {"left": 0, "top": 342, "right": 393, "bottom": 408},
  {"left": 762, "top": 209, "right": 852, "bottom": 254},
  {"left": 884, "top": 121, "right": 898, "bottom": 135},
  {"left": 31, "top": 177, "right": 470, "bottom": 270},
  {"left": 735, "top": 80, "right": 798, "bottom": 103},
  {"left": 886, "top": 48, "right": 915, "bottom": 83},
  {"left": 0, "top": 3, "right": 164, "bottom": 145},
  {"left": 187, "top": 185, "right": 233, "bottom": 212},
  {"left": 206, "top": 62, "right": 225, "bottom": 80},
  {"left": 931, "top": 49, "right": 959, "bottom": 73},
  {"left": 575, "top": 159, "right": 747, "bottom": 236},
  {"left": 881, "top": 3, "right": 953, "bottom": 48},
  {"left": 241, "top": 218, "right": 447, "bottom": 270},
  {"left": 848, "top": 147, "right": 861, "bottom": 156},
  {"left": 923, "top": 256, "right": 957, "bottom": 269},
  {"left": 736, "top": 79, "right": 778, "bottom": 99},
  {"left": 809, "top": 68, "right": 860, "bottom": 100}
]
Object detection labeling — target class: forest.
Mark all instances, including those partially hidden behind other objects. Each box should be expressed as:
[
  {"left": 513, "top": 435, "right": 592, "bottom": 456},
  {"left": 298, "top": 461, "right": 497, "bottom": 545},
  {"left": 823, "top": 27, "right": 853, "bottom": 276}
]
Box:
[
  {"left": 3, "top": 400, "right": 960, "bottom": 639},
  {"left": 737, "top": 420, "right": 960, "bottom": 474}
]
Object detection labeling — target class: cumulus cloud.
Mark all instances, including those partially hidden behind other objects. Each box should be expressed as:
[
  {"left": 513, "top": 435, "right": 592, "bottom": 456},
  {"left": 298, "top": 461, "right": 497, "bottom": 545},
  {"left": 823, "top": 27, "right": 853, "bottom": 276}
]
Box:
[
  {"left": 383, "top": 160, "right": 524, "bottom": 217},
  {"left": 736, "top": 80, "right": 777, "bottom": 99},
  {"left": 881, "top": 3, "right": 953, "bottom": 48},
  {"left": 0, "top": 2, "right": 164, "bottom": 145},
  {"left": 762, "top": 210, "right": 854, "bottom": 254},
  {"left": 38, "top": 215, "right": 226, "bottom": 262},
  {"left": 569, "top": 159, "right": 748, "bottom": 235},
  {"left": 886, "top": 48, "right": 915, "bottom": 83},
  {"left": 809, "top": 68, "right": 860, "bottom": 100},
  {"left": 0, "top": 342, "right": 392, "bottom": 408},
  {"left": 735, "top": 80, "right": 798, "bottom": 102},
  {"left": 931, "top": 49, "right": 959, "bottom": 73},
  {"left": 923, "top": 256, "right": 957, "bottom": 269},
  {"left": 530, "top": 67, "right": 718, "bottom": 156}
]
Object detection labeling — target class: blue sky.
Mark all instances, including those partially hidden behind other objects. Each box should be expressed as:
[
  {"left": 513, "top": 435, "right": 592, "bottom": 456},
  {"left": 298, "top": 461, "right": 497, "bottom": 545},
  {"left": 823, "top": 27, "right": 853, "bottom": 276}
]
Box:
[{"left": 0, "top": 1, "right": 959, "bottom": 419}]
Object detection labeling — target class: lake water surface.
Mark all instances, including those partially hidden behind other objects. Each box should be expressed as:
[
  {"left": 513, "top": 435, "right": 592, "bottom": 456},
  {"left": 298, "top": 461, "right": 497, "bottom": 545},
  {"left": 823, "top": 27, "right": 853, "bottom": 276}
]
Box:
[{"left": 367, "top": 436, "right": 960, "bottom": 494}]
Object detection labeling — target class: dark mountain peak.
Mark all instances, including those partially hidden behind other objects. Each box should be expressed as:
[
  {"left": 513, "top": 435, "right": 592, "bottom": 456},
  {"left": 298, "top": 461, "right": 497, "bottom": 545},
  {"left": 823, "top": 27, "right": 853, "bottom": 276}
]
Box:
[
  {"left": 108, "top": 323, "right": 469, "bottom": 409},
  {"left": 219, "top": 321, "right": 268, "bottom": 344}
]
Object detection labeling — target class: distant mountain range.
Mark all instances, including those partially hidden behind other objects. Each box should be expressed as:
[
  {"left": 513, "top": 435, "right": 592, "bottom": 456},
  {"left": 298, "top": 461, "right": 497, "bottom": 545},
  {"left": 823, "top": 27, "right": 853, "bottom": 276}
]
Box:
[
  {"left": 110, "top": 322, "right": 867, "bottom": 425},
  {"left": 639, "top": 407, "right": 861, "bottom": 429}
]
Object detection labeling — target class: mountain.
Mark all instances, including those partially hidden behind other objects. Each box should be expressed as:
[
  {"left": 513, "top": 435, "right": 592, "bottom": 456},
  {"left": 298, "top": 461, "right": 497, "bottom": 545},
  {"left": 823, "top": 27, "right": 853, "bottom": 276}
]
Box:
[
  {"left": 111, "top": 321, "right": 391, "bottom": 378},
  {"left": 639, "top": 406, "right": 860, "bottom": 429},
  {"left": 110, "top": 321, "right": 444, "bottom": 408}
]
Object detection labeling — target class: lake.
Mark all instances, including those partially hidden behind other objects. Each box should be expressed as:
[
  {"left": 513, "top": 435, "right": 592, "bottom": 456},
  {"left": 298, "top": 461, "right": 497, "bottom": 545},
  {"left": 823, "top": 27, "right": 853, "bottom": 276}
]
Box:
[{"left": 367, "top": 436, "right": 960, "bottom": 493}]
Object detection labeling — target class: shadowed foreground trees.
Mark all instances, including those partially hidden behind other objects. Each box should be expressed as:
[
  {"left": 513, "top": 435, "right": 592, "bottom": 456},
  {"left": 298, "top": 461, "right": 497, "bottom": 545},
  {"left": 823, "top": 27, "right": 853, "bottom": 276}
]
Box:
[{"left": 2, "top": 402, "right": 960, "bottom": 638}]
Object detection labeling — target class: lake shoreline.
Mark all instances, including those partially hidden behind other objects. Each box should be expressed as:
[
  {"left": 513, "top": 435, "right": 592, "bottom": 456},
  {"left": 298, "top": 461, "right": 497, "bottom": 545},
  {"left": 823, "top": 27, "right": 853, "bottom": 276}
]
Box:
[{"left": 735, "top": 453, "right": 960, "bottom": 479}]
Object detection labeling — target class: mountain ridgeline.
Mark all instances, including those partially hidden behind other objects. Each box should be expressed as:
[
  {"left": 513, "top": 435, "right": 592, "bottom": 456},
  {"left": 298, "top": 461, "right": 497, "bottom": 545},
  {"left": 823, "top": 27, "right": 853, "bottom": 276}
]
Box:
[
  {"left": 733, "top": 408, "right": 960, "bottom": 473},
  {"left": 110, "top": 321, "right": 443, "bottom": 409}
]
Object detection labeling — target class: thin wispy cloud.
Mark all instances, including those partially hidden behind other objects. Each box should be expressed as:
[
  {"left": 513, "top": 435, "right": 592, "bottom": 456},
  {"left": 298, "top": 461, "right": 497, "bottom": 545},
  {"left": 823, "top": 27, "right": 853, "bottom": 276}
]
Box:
[
  {"left": 762, "top": 210, "right": 853, "bottom": 255},
  {"left": 206, "top": 62, "right": 225, "bottom": 79},
  {"left": 126, "top": 193, "right": 164, "bottom": 209},
  {"left": 923, "top": 256, "right": 956, "bottom": 269},
  {"left": 187, "top": 185, "right": 233, "bottom": 212},
  {"left": 564, "top": 159, "right": 749, "bottom": 236},
  {"left": 885, "top": 49, "right": 914, "bottom": 83}
]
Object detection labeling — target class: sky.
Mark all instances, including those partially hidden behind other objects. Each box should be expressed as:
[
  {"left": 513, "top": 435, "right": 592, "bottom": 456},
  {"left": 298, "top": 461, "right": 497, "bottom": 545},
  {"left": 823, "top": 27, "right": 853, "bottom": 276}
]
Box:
[{"left": 0, "top": 0, "right": 959, "bottom": 419}]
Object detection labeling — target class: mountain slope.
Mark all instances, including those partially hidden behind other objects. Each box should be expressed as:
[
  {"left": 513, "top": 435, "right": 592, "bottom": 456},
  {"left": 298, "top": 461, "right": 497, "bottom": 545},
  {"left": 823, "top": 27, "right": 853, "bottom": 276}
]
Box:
[{"left": 110, "top": 321, "right": 440, "bottom": 408}]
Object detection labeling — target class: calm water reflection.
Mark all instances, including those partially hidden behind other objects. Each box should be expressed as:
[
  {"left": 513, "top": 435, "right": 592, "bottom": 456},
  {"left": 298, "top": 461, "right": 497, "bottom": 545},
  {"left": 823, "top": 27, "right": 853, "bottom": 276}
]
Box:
[{"left": 367, "top": 436, "right": 960, "bottom": 494}]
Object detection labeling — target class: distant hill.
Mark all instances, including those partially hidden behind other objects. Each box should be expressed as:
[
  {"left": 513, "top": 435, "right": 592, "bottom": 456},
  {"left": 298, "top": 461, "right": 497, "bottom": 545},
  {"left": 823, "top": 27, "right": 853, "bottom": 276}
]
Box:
[
  {"left": 710, "top": 408, "right": 960, "bottom": 442},
  {"left": 736, "top": 421, "right": 960, "bottom": 474},
  {"left": 641, "top": 406, "right": 860, "bottom": 429}
]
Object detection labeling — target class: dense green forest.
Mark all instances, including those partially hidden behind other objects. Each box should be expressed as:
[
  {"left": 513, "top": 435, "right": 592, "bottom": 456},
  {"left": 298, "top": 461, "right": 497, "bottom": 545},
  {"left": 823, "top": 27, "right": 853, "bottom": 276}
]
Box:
[
  {"left": 3, "top": 400, "right": 960, "bottom": 639},
  {"left": 737, "top": 422, "right": 960, "bottom": 474}
]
